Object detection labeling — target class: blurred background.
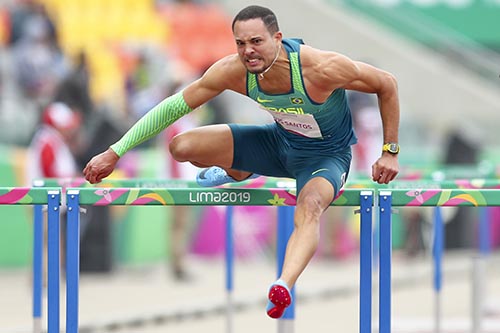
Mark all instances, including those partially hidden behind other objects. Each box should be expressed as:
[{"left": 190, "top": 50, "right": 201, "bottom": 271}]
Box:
[{"left": 0, "top": 0, "right": 499, "bottom": 332}]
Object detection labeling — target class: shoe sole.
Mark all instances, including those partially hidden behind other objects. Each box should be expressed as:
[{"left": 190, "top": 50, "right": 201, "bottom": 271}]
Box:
[{"left": 266, "top": 285, "right": 291, "bottom": 319}]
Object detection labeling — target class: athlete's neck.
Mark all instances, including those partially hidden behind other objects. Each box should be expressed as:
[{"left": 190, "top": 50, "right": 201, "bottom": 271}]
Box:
[{"left": 258, "top": 43, "right": 282, "bottom": 81}]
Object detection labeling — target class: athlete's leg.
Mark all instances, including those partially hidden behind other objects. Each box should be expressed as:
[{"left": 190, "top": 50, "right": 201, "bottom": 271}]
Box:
[
  {"left": 168, "top": 124, "right": 251, "bottom": 180},
  {"left": 266, "top": 177, "right": 334, "bottom": 318},
  {"left": 279, "top": 177, "right": 334, "bottom": 287},
  {"left": 266, "top": 148, "right": 351, "bottom": 319}
]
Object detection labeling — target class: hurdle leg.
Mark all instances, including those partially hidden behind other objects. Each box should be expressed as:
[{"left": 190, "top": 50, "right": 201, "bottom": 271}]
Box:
[
  {"left": 378, "top": 191, "right": 392, "bottom": 333},
  {"left": 277, "top": 206, "right": 295, "bottom": 333},
  {"left": 225, "top": 206, "right": 235, "bottom": 333},
  {"left": 47, "top": 190, "right": 61, "bottom": 333},
  {"left": 478, "top": 207, "right": 491, "bottom": 255},
  {"left": 66, "top": 190, "right": 81, "bottom": 333},
  {"left": 372, "top": 194, "right": 380, "bottom": 272},
  {"left": 432, "top": 207, "right": 444, "bottom": 333},
  {"left": 32, "top": 204, "right": 44, "bottom": 333},
  {"left": 359, "top": 191, "right": 373, "bottom": 333},
  {"left": 472, "top": 206, "right": 492, "bottom": 333}
]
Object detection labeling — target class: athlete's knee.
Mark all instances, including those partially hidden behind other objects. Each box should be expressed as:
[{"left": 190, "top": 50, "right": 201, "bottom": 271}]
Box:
[
  {"left": 297, "top": 179, "right": 334, "bottom": 217},
  {"left": 296, "top": 191, "right": 326, "bottom": 224},
  {"left": 169, "top": 132, "right": 195, "bottom": 162}
]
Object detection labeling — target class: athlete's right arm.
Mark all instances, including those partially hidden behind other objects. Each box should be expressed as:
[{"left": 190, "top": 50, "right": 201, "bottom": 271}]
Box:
[{"left": 83, "top": 55, "right": 244, "bottom": 184}]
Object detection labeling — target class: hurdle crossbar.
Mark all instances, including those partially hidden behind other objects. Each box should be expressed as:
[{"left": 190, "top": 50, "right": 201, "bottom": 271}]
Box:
[{"left": 389, "top": 188, "right": 500, "bottom": 207}]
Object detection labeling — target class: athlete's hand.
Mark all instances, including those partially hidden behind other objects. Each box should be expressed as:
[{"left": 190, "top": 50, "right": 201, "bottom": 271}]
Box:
[
  {"left": 83, "top": 148, "right": 120, "bottom": 184},
  {"left": 372, "top": 153, "right": 399, "bottom": 184}
]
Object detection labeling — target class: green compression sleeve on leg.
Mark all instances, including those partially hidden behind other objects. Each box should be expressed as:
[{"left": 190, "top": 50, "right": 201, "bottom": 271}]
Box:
[{"left": 110, "top": 91, "right": 193, "bottom": 157}]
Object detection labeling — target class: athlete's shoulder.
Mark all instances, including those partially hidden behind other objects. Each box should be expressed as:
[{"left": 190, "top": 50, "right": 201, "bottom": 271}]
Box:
[
  {"left": 302, "top": 46, "right": 357, "bottom": 78},
  {"left": 203, "top": 54, "right": 246, "bottom": 92},
  {"left": 209, "top": 54, "right": 246, "bottom": 76}
]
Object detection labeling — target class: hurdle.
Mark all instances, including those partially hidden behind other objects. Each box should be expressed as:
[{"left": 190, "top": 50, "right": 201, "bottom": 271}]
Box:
[
  {"left": 32, "top": 175, "right": 500, "bottom": 332},
  {"left": 350, "top": 178, "right": 500, "bottom": 333},
  {"left": 381, "top": 188, "right": 500, "bottom": 333},
  {"left": 31, "top": 175, "right": 500, "bottom": 331},
  {"left": 31, "top": 178, "right": 208, "bottom": 332},
  {"left": 0, "top": 187, "right": 61, "bottom": 333},
  {"left": 32, "top": 177, "right": 297, "bottom": 333},
  {"left": 55, "top": 186, "right": 375, "bottom": 333}
]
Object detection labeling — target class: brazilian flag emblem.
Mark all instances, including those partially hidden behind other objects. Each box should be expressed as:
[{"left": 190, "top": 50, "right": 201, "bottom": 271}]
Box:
[{"left": 290, "top": 97, "right": 304, "bottom": 105}]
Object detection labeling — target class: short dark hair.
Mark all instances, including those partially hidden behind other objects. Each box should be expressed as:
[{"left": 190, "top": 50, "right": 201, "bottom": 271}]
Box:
[{"left": 232, "top": 5, "right": 279, "bottom": 34}]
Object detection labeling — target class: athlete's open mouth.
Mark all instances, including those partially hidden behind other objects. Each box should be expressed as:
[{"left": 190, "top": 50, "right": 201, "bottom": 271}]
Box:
[{"left": 246, "top": 57, "right": 262, "bottom": 65}]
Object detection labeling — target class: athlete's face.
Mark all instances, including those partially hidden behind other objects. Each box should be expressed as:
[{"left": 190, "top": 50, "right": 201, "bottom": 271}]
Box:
[{"left": 233, "top": 18, "right": 281, "bottom": 74}]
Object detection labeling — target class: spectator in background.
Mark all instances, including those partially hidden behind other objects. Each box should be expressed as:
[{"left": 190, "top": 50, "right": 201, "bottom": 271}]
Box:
[
  {"left": 55, "top": 51, "right": 94, "bottom": 119},
  {"left": 125, "top": 52, "right": 160, "bottom": 121},
  {"left": 54, "top": 50, "right": 95, "bottom": 168},
  {"left": 26, "top": 102, "right": 82, "bottom": 181},
  {"left": 442, "top": 128, "right": 481, "bottom": 250},
  {"left": 6, "top": 0, "right": 57, "bottom": 47},
  {"left": 12, "top": 7, "right": 68, "bottom": 107}
]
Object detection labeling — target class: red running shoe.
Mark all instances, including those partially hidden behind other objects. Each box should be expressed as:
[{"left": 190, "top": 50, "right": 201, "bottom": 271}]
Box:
[{"left": 266, "top": 282, "right": 292, "bottom": 319}]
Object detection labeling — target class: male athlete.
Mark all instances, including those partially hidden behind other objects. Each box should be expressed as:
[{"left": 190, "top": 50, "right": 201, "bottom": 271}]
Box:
[{"left": 84, "top": 5, "right": 400, "bottom": 319}]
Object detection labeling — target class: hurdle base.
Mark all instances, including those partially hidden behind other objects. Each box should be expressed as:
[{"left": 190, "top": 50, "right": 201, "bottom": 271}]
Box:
[
  {"left": 278, "top": 319, "right": 294, "bottom": 333},
  {"left": 33, "top": 317, "right": 42, "bottom": 333}
]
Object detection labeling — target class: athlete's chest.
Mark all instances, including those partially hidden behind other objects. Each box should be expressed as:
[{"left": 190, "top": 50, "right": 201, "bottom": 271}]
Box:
[
  {"left": 255, "top": 86, "right": 325, "bottom": 139},
  {"left": 257, "top": 73, "right": 332, "bottom": 105}
]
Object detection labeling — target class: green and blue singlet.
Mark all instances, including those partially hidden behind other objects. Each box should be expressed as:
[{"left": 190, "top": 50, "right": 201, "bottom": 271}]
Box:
[{"left": 229, "top": 38, "right": 357, "bottom": 196}]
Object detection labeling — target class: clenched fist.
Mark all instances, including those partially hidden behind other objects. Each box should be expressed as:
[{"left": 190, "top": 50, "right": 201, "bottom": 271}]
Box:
[
  {"left": 83, "top": 148, "right": 120, "bottom": 184},
  {"left": 371, "top": 153, "right": 399, "bottom": 184}
]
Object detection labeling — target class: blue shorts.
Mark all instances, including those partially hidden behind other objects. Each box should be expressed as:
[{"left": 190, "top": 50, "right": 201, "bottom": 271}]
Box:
[{"left": 229, "top": 123, "right": 352, "bottom": 198}]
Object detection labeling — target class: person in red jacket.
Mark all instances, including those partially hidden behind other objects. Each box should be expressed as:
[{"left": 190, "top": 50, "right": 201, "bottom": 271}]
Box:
[{"left": 26, "top": 102, "right": 82, "bottom": 181}]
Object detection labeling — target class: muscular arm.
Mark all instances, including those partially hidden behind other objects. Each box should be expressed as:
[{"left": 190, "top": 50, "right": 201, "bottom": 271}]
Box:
[
  {"left": 343, "top": 60, "right": 400, "bottom": 183},
  {"left": 342, "top": 61, "right": 400, "bottom": 145},
  {"left": 84, "top": 55, "right": 246, "bottom": 183},
  {"left": 183, "top": 55, "right": 247, "bottom": 108},
  {"left": 306, "top": 48, "right": 399, "bottom": 144},
  {"left": 111, "top": 55, "right": 245, "bottom": 157}
]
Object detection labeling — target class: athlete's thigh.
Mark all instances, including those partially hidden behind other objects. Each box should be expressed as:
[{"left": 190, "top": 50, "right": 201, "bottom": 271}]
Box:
[
  {"left": 230, "top": 123, "right": 292, "bottom": 178},
  {"left": 295, "top": 148, "right": 352, "bottom": 199},
  {"left": 171, "top": 124, "right": 234, "bottom": 168}
]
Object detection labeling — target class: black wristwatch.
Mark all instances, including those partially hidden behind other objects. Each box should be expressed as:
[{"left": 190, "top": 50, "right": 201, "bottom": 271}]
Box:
[{"left": 382, "top": 142, "right": 400, "bottom": 154}]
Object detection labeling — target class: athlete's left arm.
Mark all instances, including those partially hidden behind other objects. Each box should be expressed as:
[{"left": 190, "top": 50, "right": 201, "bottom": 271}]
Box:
[{"left": 325, "top": 55, "right": 400, "bottom": 184}]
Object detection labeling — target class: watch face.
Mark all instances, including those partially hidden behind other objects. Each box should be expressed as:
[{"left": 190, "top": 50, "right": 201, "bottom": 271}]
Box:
[
  {"left": 389, "top": 143, "right": 399, "bottom": 153},
  {"left": 384, "top": 143, "right": 399, "bottom": 153}
]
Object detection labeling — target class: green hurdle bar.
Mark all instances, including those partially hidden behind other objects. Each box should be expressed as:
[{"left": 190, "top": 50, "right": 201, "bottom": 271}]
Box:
[
  {"left": 390, "top": 189, "right": 500, "bottom": 207},
  {"left": 378, "top": 189, "right": 500, "bottom": 333},
  {"left": 61, "top": 187, "right": 373, "bottom": 333},
  {"left": 0, "top": 188, "right": 61, "bottom": 333}
]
